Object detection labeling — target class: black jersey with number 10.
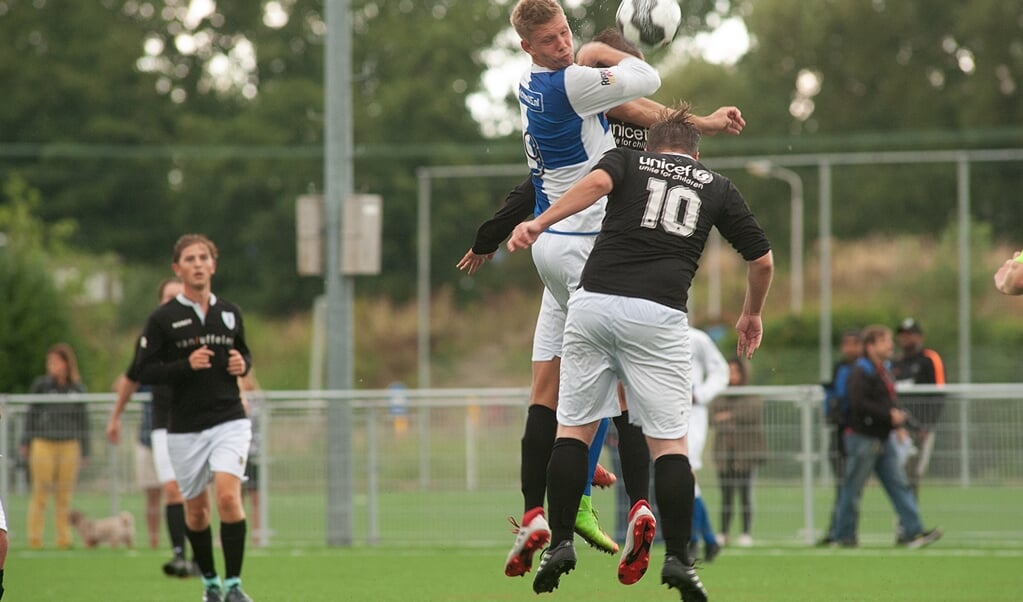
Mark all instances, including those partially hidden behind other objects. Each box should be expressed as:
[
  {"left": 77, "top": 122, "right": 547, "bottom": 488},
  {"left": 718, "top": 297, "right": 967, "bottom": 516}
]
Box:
[{"left": 581, "top": 147, "right": 771, "bottom": 312}]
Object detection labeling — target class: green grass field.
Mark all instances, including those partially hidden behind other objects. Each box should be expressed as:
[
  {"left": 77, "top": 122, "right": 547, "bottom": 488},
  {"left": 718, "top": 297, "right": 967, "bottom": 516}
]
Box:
[{"left": 12, "top": 542, "right": 1023, "bottom": 601}]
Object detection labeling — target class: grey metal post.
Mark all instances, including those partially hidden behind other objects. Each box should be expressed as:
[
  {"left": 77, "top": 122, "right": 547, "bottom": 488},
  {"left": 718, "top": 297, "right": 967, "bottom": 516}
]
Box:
[
  {"left": 745, "top": 162, "right": 804, "bottom": 313},
  {"left": 110, "top": 431, "right": 120, "bottom": 516},
  {"left": 258, "top": 400, "right": 270, "bottom": 546},
  {"left": 416, "top": 168, "right": 432, "bottom": 390},
  {"left": 818, "top": 161, "right": 833, "bottom": 383},
  {"left": 957, "top": 155, "right": 972, "bottom": 486},
  {"left": 367, "top": 405, "right": 379, "bottom": 544},
  {"left": 324, "top": 0, "right": 355, "bottom": 546},
  {"left": 415, "top": 168, "right": 432, "bottom": 489},
  {"left": 800, "top": 387, "right": 816, "bottom": 544}
]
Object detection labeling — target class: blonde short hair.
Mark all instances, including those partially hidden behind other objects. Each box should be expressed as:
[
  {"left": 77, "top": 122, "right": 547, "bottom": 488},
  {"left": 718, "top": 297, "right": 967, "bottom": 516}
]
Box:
[{"left": 511, "top": 0, "right": 565, "bottom": 41}]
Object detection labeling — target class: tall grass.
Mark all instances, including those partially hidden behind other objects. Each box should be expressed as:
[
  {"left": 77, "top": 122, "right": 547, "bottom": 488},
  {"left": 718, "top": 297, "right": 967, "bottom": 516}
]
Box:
[{"left": 66, "top": 234, "right": 1023, "bottom": 391}]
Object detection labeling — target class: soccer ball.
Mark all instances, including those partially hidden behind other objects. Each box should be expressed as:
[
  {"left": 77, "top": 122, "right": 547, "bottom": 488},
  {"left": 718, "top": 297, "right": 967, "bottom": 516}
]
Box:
[{"left": 616, "top": 0, "right": 683, "bottom": 49}]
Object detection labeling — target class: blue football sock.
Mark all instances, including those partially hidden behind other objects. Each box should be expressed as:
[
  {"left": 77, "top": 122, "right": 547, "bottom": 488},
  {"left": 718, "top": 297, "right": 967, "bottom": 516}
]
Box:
[
  {"left": 691, "top": 496, "right": 705, "bottom": 543},
  {"left": 694, "top": 496, "right": 718, "bottom": 545},
  {"left": 585, "top": 418, "right": 610, "bottom": 496}
]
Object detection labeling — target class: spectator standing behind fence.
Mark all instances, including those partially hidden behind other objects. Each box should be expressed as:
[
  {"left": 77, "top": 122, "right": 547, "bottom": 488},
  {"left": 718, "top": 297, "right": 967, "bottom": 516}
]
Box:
[
  {"left": 709, "top": 356, "right": 766, "bottom": 548},
  {"left": 829, "top": 325, "right": 942, "bottom": 549},
  {"left": 20, "top": 342, "right": 89, "bottom": 550},
  {"left": 817, "top": 327, "right": 861, "bottom": 546},
  {"left": 993, "top": 249, "right": 1023, "bottom": 295},
  {"left": 890, "top": 318, "right": 945, "bottom": 505}
]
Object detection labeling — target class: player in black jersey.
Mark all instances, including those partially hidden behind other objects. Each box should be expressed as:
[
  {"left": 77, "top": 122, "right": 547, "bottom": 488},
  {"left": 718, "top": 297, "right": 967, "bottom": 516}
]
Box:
[
  {"left": 135, "top": 234, "right": 254, "bottom": 602},
  {"left": 507, "top": 103, "right": 773, "bottom": 601}
]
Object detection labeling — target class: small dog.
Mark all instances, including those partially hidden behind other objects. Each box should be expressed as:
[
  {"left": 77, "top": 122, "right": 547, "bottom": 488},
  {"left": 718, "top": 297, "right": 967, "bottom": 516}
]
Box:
[{"left": 69, "top": 509, "right": 135, "bottom": 548}]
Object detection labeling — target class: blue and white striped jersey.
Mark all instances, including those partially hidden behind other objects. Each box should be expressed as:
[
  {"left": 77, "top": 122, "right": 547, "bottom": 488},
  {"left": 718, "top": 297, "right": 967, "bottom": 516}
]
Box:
[{"left": 518, "top": 56, "right": 660, "bottom": 234}]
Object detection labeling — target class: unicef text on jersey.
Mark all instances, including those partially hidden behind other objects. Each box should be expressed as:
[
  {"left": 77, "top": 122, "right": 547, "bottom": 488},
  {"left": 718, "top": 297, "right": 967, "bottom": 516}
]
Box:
[{"left": 638, "top": 156, "right": 715, "bottom": 188}]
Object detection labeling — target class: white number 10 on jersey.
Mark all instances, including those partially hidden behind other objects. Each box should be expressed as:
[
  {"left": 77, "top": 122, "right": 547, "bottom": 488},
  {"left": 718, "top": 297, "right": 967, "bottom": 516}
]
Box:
[{"left": 641, "top": 178, "right": 702, "bottom": 237}]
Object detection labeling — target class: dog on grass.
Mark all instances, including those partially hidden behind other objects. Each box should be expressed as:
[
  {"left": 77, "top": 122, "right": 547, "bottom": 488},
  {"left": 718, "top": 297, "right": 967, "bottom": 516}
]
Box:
[{"left": 69, "top": 509, "right": 135, "bottom": 548}]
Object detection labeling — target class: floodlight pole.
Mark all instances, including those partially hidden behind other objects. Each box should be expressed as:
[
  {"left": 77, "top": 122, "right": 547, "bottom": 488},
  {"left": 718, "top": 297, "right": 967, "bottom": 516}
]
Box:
[
  {"left": 747, "top": 161, "right": 805, "bottom": 314},
  {"left": 324, "top": 0, "right": 355, "bottom": 547}
]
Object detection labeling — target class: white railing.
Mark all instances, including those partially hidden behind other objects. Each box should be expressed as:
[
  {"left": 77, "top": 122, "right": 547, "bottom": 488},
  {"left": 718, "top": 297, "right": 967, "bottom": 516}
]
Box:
[{"left": 3, "top": 383, "right": 1022, "bottom": 547}]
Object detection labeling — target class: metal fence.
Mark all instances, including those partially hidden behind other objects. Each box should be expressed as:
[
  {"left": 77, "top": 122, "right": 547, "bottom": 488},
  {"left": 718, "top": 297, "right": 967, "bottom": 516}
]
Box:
[{"left": 3, "top": 383, "right": 1022, "bottom": 549}]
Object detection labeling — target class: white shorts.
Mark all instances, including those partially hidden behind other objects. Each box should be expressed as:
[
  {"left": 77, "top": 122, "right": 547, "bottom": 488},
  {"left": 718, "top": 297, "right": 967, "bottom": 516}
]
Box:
[
  {"left": 0, "top": 497, "right": 7, "bottom": 531},
  {"left": 687, "top": 405, "right": 709, "bottom": 471},
  {"left": 167, "top": 419, "right": 252, "bottom": 500},
  {"left": 150, "top": 428, "right": 177, "bottom": 484},
  {"left": 558, "top": 290, "right": 692, "bottom": 440},
  {"left": 530, "top": 232, "right": 595, "bottom": 311},
  {"left": 134, "top": 442, "right": 160, "bottom": 490},
  {"left": 532, "top": 288, "right": 565, "bottom": 361}
]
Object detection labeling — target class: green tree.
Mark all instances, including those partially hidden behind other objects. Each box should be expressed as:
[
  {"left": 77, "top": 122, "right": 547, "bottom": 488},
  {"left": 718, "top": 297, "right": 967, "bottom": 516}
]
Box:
[
  {"left": 0, "top": 176, "right": 77, "bottom": 392},
  {"left": 657, "top": 0, "right": 1023, "bottom": 243}
]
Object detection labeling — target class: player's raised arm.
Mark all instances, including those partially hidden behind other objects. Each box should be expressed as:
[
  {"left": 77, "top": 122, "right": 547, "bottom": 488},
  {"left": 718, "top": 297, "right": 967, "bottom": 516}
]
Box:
[
  {"left": 690, "top": 106, "right": 746, "bottom": 136},
  {"left": 507, "top": 169, "right": 614, "bottom": 252}
]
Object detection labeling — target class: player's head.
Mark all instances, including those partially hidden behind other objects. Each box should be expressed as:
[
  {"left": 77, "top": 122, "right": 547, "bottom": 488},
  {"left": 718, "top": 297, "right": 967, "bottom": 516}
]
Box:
[
  {"left": 512, "top": 0, "right": 574, "bottom": 70},
  {"left": 171, "top": 233, "right": 218, "bottom": 289},
  {"left": 646, "top": 101, "right": 701, "bottom": 157},
  {"left": 157, "top": 276, "right": 183, "bottom": 305},
  {"left": 592, "top": 27, "right": 643, "bottom": 62},
  {"left": 172, "top": 233, "right": 218, "bottom": 264}
]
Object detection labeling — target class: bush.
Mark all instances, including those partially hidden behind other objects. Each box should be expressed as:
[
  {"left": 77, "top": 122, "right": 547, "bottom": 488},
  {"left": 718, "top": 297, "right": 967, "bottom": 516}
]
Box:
[{"left": 0, "top": 249, "right": 76, "bottom": 392}]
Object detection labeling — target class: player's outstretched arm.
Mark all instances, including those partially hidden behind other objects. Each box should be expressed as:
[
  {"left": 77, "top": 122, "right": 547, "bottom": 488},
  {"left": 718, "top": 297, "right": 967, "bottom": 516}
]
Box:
[
  {"left": 457, "top": 178, "right": 535, "bottom": 274},
  {"left": 736, "top": 251, "right": 774, "bottom": 359},
  {"left": 456, "top": 249, "right": 494, "bottom": 276},
  {"left": 691, "top": 106, "right": 746, "bottom": 136},
  {"left": 993, "top": 250, "right": 1023, "bottom": 295},
  {"left": 507, "top": 170, "right": 613, "bottom": 252},
  {"left": 607, "top": 97, "right": 664, "bottom": 129}
]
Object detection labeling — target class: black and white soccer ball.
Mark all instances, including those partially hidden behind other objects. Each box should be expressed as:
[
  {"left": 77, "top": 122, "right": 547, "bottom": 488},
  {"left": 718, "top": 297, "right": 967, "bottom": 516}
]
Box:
[{"left": 615, "top": 0, "right": 683, "bottom": 49}]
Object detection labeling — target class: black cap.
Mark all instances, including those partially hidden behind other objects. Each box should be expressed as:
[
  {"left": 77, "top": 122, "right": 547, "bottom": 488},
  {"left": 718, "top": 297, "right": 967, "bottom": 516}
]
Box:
[{"left": 897, "top": 317, "right": 922, "bottom": 334}]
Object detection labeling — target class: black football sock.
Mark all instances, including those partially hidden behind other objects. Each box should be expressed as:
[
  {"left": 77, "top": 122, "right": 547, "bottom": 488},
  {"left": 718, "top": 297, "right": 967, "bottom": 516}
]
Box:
[
  {"left": 546, "top": 437, "right": 589, "bottom": 544},
  {"left": 186, "top": 526, "right": 217, "bottom": 578},
  {"left": 220, "top": 519, "right": 247, "bottom": 580},
  {"left": 166, "top": 503, "right": 187, "bottom": 557},
  {"left": 521, "top": 405, "right": 557, "bottom": 511},
  {"left": 613, "top": 412, "right": 650, "bottom": 506},
  {"left": 654, "top": 454, "right": 695, "bottom": 560}
]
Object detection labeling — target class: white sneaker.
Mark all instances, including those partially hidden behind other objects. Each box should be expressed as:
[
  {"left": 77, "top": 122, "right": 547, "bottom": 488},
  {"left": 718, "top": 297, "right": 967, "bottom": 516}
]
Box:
[
  {"left": 504, "top": 507, "right": 551, "bottom": 577},
  {"left": 737, "top": 533, "right": 754, "bottom": 547}
]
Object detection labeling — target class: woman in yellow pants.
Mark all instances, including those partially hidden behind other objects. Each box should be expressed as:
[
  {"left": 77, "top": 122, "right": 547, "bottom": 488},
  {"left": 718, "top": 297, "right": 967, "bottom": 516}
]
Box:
[{"left": 20, "top": 343, "right": 89, "bottom": 549}]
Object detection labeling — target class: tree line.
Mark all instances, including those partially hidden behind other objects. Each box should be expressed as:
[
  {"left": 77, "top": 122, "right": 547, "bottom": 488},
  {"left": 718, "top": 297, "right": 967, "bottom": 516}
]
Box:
[{"left": 3, "top": 1, "right": 1023, "bottom": 390}]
